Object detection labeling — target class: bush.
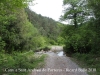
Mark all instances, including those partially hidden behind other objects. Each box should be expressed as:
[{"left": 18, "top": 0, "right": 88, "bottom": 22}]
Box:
[
  {"left": 72, "top": 53, "right": 100, "bottom": 75},
  {"left": 63, "top": 24, "right": 96, "bottom": 54},
  {"left": 0, "top": 51, "right": 45, "bottom": 75}
]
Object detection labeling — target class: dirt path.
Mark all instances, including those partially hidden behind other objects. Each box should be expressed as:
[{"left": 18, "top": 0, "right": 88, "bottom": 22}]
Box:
[{"left": 31, "top": 46, "right": 88, "bottom": 75}]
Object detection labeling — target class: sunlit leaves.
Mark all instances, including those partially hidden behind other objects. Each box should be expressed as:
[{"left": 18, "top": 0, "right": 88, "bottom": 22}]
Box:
[
  {"left": 0, "top": 0, "right": 32, "bottom": 14},
  {"left": 62, "top": 0, "right": 90, "bottom": 27},
  {"left": 0, "top": 0, "right": 36, "bottom": 52},
  {"left": 63, "top": 0, "right": 80, "bottom": 6}
]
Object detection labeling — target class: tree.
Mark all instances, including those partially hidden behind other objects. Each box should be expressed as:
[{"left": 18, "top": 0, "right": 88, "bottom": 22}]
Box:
[
  {"left": 0, "top": 0, "right": 36, "bottom": 53},
  {"left": 61, "top": 0, "right": 89, "bottom": 28},
  {"left": 87, "top": 0, "right": 100, "bottom": 54},
  {"left": 88, "top": 0, "right": 100, "bottom": 27},
  {"left": 25, "top": 8, "right": 61, "bottom": 45}
]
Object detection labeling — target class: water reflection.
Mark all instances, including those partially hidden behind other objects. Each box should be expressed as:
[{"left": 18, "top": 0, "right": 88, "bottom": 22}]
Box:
[{"left": 57, "top": 51, "right": 64, "bottom": 56}]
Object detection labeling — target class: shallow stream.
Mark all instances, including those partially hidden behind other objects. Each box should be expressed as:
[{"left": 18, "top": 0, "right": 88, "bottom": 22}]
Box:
[{"left": 56, "top": 51, "right": 64, "bottom": 56}]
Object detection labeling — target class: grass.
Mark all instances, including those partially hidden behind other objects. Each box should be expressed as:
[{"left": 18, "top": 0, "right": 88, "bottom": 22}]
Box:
[
  {"left": 71, "top": 53, "right": 100, "bottom": 75},
  {"left": 0, "top": 51, "right": 46, "bottom": 75}
]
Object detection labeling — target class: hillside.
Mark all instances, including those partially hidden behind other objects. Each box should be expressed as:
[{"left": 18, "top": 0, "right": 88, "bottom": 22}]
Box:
[{"left": 25, "top": 8, "right": 62, "bottom": 44}]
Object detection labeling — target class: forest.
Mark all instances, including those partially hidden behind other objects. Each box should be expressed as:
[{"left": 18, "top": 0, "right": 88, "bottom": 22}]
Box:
[
  {"left": 0, "top": 0, "right": 100, "bottom": 75},
  {"left": 25, "top": 8, "right": 64, "bottom": 46},
  {"left": 61, "top": 0, "right": 100, "bottom": 74},
  {"left": 0, "top": 0, "right": 64, "bottom": 75}
]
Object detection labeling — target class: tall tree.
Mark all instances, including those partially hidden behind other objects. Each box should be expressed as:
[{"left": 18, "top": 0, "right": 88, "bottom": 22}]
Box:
[{"left": 61, "top": 0, "right": 90, "bottom": 28}]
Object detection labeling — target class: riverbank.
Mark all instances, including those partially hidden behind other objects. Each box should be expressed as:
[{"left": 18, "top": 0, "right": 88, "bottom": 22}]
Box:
[{"left": 31, "top": 46, "right": 88, "bottom": 75}]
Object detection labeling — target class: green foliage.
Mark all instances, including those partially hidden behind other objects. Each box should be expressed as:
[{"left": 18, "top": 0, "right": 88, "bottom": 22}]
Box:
[
  {"left": 0, "top": 0, "right": 44, "bottom": 52},
  {"left": 72, "top": 53, "right": 100, "bottom": 75},
  {"left": 62, "top": 0, "right": 100, "bottom": 55},
  {"left": 62, "top": 1, "right": 100, "bottom": 74},
  {"left": 62, "top": 0, "right": 90, "bottom": 28},
  {"left": 0, "top": 0, "right": 64, "bottom": 75},
  {"left": 0, "top": 8, "right": 39, "bottom": 52},
  {"left": 0, "top": 0, "right": 32, "bottom": 11},
  {"left": 63, "top": 22, "right": 97, "bottom": 54},
  {"left": 0, "top": 51, "right": 45, "bottom": 75},
  {"left": 25, "top": 8, "right": 61, "bottom": 45},
  {"left": 57, "top": 36, "right": 65, "bottom": 45},
  {"left": 0, "top": 0, "right": 63, "bottom": 53},
  {"left": 32, "top": 36, "right": 46, "bottom": 49},
  {"left": 0, "top": 0, "right": 35, "bottom": 53}
]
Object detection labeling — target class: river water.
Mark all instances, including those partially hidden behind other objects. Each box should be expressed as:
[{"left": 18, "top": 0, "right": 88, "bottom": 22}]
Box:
[{"left": 57, "top": 51, "right": 64, "bottom": 56}]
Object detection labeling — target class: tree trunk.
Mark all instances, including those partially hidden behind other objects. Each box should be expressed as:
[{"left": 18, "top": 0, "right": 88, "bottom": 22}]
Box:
[{"left": 73, "top": 13, "right": 78, "bottom": 28}]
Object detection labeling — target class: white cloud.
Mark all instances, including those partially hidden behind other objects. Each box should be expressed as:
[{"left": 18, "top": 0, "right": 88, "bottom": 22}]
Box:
[{"left": 29, "top": 0, "right": 63, "bottom": 21}]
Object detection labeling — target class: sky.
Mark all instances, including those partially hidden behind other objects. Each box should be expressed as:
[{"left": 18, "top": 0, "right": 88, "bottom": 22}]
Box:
[{"left": 29, "top": 0, "right": 64, "bottom": 21}]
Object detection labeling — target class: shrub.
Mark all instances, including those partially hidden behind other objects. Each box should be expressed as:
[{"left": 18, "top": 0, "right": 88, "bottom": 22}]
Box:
[{"left": 0, "top": 51, "right": 45, "bottom": 75}]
